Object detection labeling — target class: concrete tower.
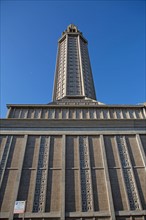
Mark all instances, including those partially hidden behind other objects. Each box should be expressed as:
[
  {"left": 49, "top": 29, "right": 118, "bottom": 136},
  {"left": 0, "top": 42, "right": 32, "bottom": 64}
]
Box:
[
  {"left": 53, "top": 24, "right": 96, "bottom": 101},
  {"left": 0, "top": 25, "right": 146, "bottom": 220}
]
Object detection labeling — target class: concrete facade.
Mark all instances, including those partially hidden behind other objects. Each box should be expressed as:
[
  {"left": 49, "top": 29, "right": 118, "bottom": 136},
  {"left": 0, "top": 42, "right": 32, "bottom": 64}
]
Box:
[{"left": 0, "top": 25, "right": 146, "bottom": 220}]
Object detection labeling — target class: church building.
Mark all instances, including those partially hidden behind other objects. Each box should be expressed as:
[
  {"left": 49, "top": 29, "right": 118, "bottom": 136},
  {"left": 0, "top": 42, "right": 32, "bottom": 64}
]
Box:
[{"left": 0, "top": 24, "right": 146, "bottom": 220}]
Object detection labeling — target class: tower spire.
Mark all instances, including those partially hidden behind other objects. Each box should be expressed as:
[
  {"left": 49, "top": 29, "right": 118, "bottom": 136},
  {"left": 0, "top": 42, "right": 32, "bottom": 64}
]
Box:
[{"left": 53, "top": 24, "right": 96, "bottom": 101}]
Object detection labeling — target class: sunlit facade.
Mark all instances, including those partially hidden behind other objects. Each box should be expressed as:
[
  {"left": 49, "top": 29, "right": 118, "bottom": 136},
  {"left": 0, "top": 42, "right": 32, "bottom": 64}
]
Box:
[{"left": 0, "top": 24, "right": 146, "bottom": 220}]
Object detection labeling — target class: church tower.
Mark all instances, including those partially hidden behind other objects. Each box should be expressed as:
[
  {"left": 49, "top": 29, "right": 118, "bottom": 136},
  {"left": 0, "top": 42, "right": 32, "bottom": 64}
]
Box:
[
  {"left": 0, "top": 25, "right": 146, "bottom": 220},
  {"left": 53, "top": 24, "right": 96, "bottom": 101}
]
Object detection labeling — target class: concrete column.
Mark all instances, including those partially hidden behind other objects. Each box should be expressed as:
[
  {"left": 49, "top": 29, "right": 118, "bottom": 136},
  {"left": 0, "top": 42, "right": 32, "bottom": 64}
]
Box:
[
  {"left": 124, "top": 136, "right": 142, "bottom": 210},
  {"left": 9, "top": 135, "right": 28, "bottom": 220},
  {"left": 65, "top": 35, "right": 68, "bottom": 96},
  {"left": 136, "top": 134, "right": 146, "bottom": 168},
  {"left": 78, "top": 35, "right": 85, "bottom": 96},
  {"left": 32, "top": 136, "right": 41, "bottom": 212},
  {"left": 114, "top": 136, "right": 130, "bottom": 210},
  {"left": 6, "top": 107, "right": 11, "bottom": 118},
  {"left": 116, "top": 135, "right": 142, "bottom": 210},
  {"left": 61, "top": 135, "right": 66, "bottom": 220},
  {"left": 43, "top": 136, "right": 50, "bottom": 212},
  {"left": 87, "top": 136, "right": 94, "bottom": 211},
  {"left": 0, "top": 136, "right": 13, "bottom": 189},
  {"left": 142, "top": 106, "right": 146, "bottom": 118},
  {"left": 77, "top": 136, "right": 82, "bottom": 212},
  {"left": 100, "top": 135, "right": 116, "bottom": 220}
]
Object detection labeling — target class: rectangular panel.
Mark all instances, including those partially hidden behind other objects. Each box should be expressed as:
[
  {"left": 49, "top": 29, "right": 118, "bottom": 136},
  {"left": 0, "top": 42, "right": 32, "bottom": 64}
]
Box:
[
  {"left": 92, "top": 169, "right": 109, "bottom": 211},
  {"left": 23, "top": 136, "right": 40, "bottom": 168},
  {"left": 96, "top": 218, "right": 110, "bottom": 220},
  {"left": 9, "top": 108, "right": 15, "bottom": 118},
  {"left": 132, "top": 217, "right": 145, "bottom": 220},
  {"left": 65, "top": 170, "right": 80, "bottom": 212},
  {"left": 76, "top": 108, "right": 83, "bottom": 119},
  {"left": 116, "top": 218, "right": 131, "bottom": 220},
  {"left": 13, "top": 109, "right": 20, "bottom": 118},
  {"left": 82, "top": 109, "right": 89, "bottom": 119},
  {"left": 122, "top": 109, "right": 130, "bottom": 119},
  {"left": 49, "top": 136, "right": 62, "bottom": 168},
  {"left": 27, "top": 109, "right": 35, "bottom": 118},
  {"left": 41, "top": 108, "right": 49, "bottom": 118},
  {"left": 109, "top": 109, "right": 116, "bottom": 119},
  {"left": 34, "top": 109, "right": 41, "bottom": 118},
  {"left": 89, "top": 136, "right": 103, "bottom": 168},
  {"left": 109, "top": 169, "right": 128, "bottom": 211},
  {"left": 103, "top": 109, "right": 110, "bottom": 119},
  {"left": 104, "top": 136, "right": 132, "bottom": 213},
  {"left": 0, "top": 170, "right": 18, "bottom": 211},
  {"left": 55, "top": 108, "right": 62, "bottom": 119},
  {"left": 66, "top": 136, "right": 79, "bottom": 168},
  {"left": 17, "top": 169, "right": 36, "bottom": 212},
  {"left": 126, "top": 136, "right": 143, "bottom": 166},
  {"left": 104, "top": 136, "right": 120, "bottom": 167},
  {"left": 89, "top": 108, "right": 96, "bottom": 119},
  {"left": 69, "top": 108, "right": 76, "bottom": 119},
  {"left": 45, "top": 170, "right": 61, "bottom": 212},
  {"left": 65, "top": 169, "right": 75, "bottom": 211},
  {"left": 6, "top": 136, "right": 24, "bottom": 168},
  {"left": 62, "top": 108, "right": 68, "bottom": 119},
  {"left": 48, "top": 108, "right": 55, "bottom": 119},
  {"left": 20, "top": 109, "right": 28, "bottom": 118},
  {"left": 134, "top": 168, "right": 146, "bottom": 209},
  {"left": 0, "top": 136, "right": 7, "bottom": 161},
  {"left": 140, "top": 135, "right": 146, "bottom": 155}
]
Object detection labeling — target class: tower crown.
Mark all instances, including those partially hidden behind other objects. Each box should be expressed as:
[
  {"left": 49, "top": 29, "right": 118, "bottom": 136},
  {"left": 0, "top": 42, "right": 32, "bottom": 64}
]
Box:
[
  {"left": 62, "top": 24, "right": 81, "bottom": 35},
  {"left": 53, "top": 25, "right": 96, "bottom": 101}
]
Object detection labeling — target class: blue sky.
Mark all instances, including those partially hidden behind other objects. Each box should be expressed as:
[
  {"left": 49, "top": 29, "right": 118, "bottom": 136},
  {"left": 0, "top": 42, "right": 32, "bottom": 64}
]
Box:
[{"left": 1, "top": 0, "right": 145, "bottom": 118}]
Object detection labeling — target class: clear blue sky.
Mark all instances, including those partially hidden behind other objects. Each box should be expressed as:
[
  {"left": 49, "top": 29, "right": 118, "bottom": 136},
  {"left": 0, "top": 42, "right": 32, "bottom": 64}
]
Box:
[{"left": 1, "top": 0, "right": 145, "bottom": 118}]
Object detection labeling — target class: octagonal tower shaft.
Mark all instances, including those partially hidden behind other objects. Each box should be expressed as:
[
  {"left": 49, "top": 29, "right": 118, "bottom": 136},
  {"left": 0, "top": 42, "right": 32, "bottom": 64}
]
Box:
[{"left": 53, "top": 24, "right": 96, "bottom": 101}]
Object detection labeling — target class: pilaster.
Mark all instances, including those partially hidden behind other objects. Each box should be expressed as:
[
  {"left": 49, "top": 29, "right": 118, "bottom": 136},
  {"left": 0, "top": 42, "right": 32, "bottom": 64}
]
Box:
[
  {"left": 61, "top": 135, "right": 66, "bottom": 220},
  {"left": 9, "top": 135, "right": 28, "bottom": 220},
  {"left": 100, "top": 134, "right": 116, "bottom": 220}
]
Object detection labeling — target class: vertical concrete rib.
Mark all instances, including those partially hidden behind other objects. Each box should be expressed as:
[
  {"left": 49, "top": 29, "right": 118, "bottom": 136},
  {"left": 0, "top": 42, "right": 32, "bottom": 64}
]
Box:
[
  {"left": 87, "top": 136, "right": 94, "bottom": 211},
  {"left": 100, "top": 135, "right": 116, "bottom": 220},
  {"left": 114, "top": 136, "right": 130, "bottom": 210},
  {"left": 32, "top": 136, "right": 41, "bottom": 212},
  {"left": 6, "top": 107, "right": 11, "bottom": 118},
  {"left": 52, "top": 43, "right": 60, "bottom": 101},
  {"left": 116, "top": 135, "right": 142, "bottom": 210},
  {"left": 77, "top": 136, "right": 82, "bottom": 212},
  {"left": 78, "top": 35, "right": 85, "bottom": 96},
  {"left": 65, "top": 35, "right": 68, "bottom": 96},
  {"left": 125, "top": 135, "right": 143, "bottom": 210},
  {"left": 0, "top": 136, "right": 13, "bottom": 189},
  {"left": 61, "top": 134, "right": 66, "bottom": 220},
  {"left": 43, "top": 136, "right": 50, "bottom": 212},
  {"left": 142, "top": 106, "right": 146, "bottom": 118},
  {"left": 136, "top": 134, "right": 146, "bottom": 168},
  {"left": 9, "top": 135, "right": 28, "bottom": 220}
]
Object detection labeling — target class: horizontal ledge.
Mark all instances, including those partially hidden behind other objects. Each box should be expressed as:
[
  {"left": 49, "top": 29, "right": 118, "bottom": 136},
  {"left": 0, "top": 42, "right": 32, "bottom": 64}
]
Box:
[
  {"left": 115, "top": 210, "right": 146, "bottom": 216},
  {"left": 6, "top": 104, "right": 145, "bottom": 108},
  {"left": 1, "top": 210, "right": 146, "bottom": 219},
  {"left": 66, "top": 211, "right": 110, "bottom": 217},
  {"left": 0, "top": 119, "right": 146, "bottom": 129},
  {"left": 0, "top": 130, "right": 146, "bottom": 136}
]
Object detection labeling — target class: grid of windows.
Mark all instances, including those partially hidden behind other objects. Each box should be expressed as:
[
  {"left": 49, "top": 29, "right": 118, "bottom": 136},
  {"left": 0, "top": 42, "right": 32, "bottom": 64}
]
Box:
[
  {"left": 80, "top": 39, "right": 96, "bottom": 100},
  {"left": 56, "top": 38, "right": 67, "bottom": 100},
  {"left": 54, "top": 32, "right": 96, "bottom": 100},
  {"left": 67, "top": 36, "right": 82, "bottom": 96}
]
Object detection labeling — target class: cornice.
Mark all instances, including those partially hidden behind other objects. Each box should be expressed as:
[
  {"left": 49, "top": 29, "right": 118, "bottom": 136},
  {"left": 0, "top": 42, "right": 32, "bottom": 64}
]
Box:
[
  {"left": 0, "top": 119, "right": 146, "bottom": 129},
  {"left": 6, "top": 104, "right": 146, "bottom": 109}
]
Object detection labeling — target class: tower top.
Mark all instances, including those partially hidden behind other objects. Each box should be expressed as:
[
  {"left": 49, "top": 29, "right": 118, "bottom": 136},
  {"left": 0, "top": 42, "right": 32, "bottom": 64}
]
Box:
[{"left": 62, "top": 24, "right": 82, "bottom": 35}]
